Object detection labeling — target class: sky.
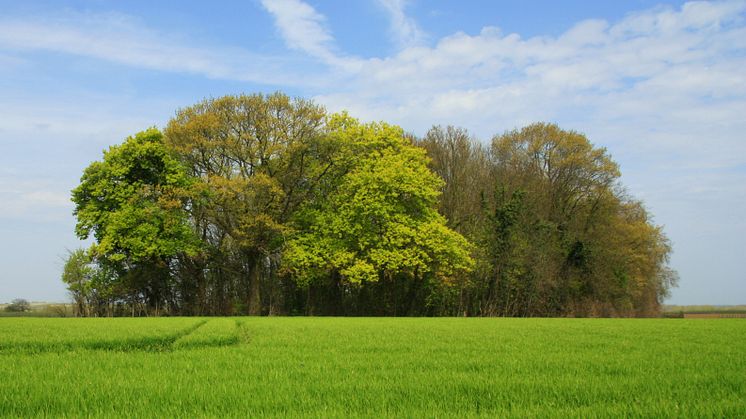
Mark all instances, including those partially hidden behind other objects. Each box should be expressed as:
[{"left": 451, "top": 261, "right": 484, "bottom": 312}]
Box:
[{"left": 0, "top": 0, "right": 744, "bottom": 305}]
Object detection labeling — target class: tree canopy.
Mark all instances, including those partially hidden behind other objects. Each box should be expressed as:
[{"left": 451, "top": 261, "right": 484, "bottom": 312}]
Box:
[
  {"left": 419, "top": 122, "right": 676, "bottom": 317},
  {"left": 65, "top": 93, "right": 676, "bottom": 317},
  {"left": 71, "top": 128, "right": 199, "bottom": 314},
  {"left": 283, "top": 115, "right": 473, "bottom": 315}
]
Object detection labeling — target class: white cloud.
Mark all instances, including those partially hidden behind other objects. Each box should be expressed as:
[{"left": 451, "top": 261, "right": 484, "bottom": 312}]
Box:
[
  {"left": 0, "top": 11, "right": 315, "bottom": 86},
  {"left": 260, "top": 0, "right": 332, "bottom": 58},
  {"left": 0, "top": 179, "right": 73, "bottom": 221},
  {"left": 2, "top": 1, "right": 744, "bottom": 204},
  {"left": 2, "top": 2, "right": 744, "bottom": 147},
  {"left": 376, "top": 0, "right": 426, "bottom": 48},
  {"left": 307, "top": 1, "right": 746, "bottom": 160},
  {"left": 260, "top": 0, "right": 361, "bottom": 71}
]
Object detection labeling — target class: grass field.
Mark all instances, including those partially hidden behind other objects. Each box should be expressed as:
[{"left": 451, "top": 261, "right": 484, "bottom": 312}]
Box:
[{"left": 1, "top": 318, "right": 744, "bottom": 417}]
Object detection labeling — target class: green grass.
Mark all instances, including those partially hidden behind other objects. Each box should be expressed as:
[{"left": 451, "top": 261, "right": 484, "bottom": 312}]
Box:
[
  {"left": 0, "top": 318, "right": 744, "bottom": 417},
  {"left": 173, "top": 318, "right": 240, "bottom": 349},
  {"left": 0, "top": 317, "right": 205, "bottom": 353}
]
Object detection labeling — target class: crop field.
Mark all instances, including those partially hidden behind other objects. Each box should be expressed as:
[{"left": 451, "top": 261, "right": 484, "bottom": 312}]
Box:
[{"left": 0, "top": 318, "right": 744, "bottom": 418}]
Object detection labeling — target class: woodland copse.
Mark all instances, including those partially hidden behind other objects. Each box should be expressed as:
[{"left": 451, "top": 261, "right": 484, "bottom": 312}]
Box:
[{"left": 63, "top": 92, "right": 677, "bottom": 317}]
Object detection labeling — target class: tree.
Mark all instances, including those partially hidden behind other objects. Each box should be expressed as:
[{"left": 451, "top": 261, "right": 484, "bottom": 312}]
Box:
[
  {"left": 72, "top": 128, "right": 199, "bottom": 314},
  {"left": 482, "top": 123, "right": 674, "bottom": 316},
  {"left": 164, "top": 93, "right": 331, "bottom": 315},
  {"left": 61, "top": 248, "right": 94, "bottom": 316},
  {"left": 418, "top": 126, "right": 492, "bottom": 236},
  {"left": 5, "top": 298, "right": 30, "bottom": 313},
  {"left": 283, "top": 115, "right": 474, "bottom": 315},
  {"left": 417, "top": 126, "right": 494, "bottom": 314},
  {"left": 415, "top": 122, "right": 676, "bottom": 317},
  {"left": 585, "top": 196, "right": 679, "bottom": 316}
]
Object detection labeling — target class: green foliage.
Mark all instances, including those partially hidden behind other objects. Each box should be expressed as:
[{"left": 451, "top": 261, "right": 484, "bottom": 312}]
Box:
[
  {"left": 163, "top": 93, "right": 330, "bottom": 314},
  {"left": 284, "top": 115, "right": 473, "bottom": 286},
  {"left": 66, "top": 94, "right": 674, "bottom": 317},
  {"left": 487, "top": 123, "right": 674, "bottom": 316},
  {"left": 72, "top": 128, "right": 199, "bottom": 263},
  {"left": 61, "top": 248, "right": 94, "bottom": 316},
  {"left": 164, "top": 93, "right": 327, "bottom": 252},
  {"left": 0, "top": 318, "right": 744, "bottom": 416},
  {"left": 420, "top": 122, "right": 676, "bottom": 317},
  {"left": 70, "top": 128, "right": 202, "bottom": 315},
  {"left": 61, "top": 249, "right": 92, "bottom": 291}
]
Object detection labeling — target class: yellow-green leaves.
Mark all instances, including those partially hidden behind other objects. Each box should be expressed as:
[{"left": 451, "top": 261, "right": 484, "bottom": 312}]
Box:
[
  {"left": 72, "top": 128, "right": 199, "bottom": 263},
  {"left": 284, "top": 115, "right": 473, "bottom": 287}
]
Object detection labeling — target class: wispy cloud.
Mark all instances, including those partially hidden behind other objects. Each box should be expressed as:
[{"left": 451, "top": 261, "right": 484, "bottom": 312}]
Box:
[
  {"left": 2, "top": 1, "right": 744, "bottom": 157},
  {"left": 259, "top": 0, "right": 331, "bottom": 57},
  {"left": 376, "top": 0, "right": 426, "bottom": 48},
  {"left": 259, "top": 0, "right": 361, "bottom": 71},
  {"left": 0, "top": 53, "right": 26, "bottom": 69},
  {"left": 0, "top": 11, "right": 313, "bottom": 86},
  {"left": 0, "top": 178, "right": 72, "bottom": 221}
]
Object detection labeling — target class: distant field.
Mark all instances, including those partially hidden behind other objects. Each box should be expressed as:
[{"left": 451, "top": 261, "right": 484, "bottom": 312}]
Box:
[
  {"left": 663, "top": 304, "right": 746, "bottom": 313},
  {"left": 662, "top": 305, "right": 746, "bottom": 318},
  {"left": 1, "top": 318, "right": 744, "bottom": 417},
  {"left": 0, "top": 302, "right": 74, "bottom": 317}
]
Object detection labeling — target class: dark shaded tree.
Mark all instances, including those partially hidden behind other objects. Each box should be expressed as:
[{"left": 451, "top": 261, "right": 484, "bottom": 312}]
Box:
[{"left": 5, "top": 298, "right": 30, "bottom": 313}]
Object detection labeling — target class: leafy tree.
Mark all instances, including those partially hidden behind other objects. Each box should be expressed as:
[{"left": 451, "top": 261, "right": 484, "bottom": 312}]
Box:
[
  {"left": 419, "top": 126, "right": 492, "bottom": 237},
  {"left": 417, "top": 126, "right": 494, "bottom": 314},
  {"left": 416, "top": 122, "right": 676, "bottom": 317},
  {"left": 72, "top": 128, "right": 199, "bottom": 314},
  {"left": 484, "top": 123, "right": 674, "bottom": 316},
  {"left": 61, "top": 248, "right": 94, "bottom": 316},
  {"left": 164, "top": 93, "right": 330, "bottom": 315},
  {"left": 284, "top": 115, "right": 473, "bottom": 315}
]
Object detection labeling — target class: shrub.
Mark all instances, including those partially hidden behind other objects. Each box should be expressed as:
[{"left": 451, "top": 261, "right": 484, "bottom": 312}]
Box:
[{"left": 5, "top": 299, "right": 31, "bottom": 313}]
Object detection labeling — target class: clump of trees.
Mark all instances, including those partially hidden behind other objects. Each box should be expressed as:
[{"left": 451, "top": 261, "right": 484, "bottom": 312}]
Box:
[
  {"left": 4, "top": 298, "right": 31, "bottom": 313},
  {"left": 419, "top": 124, "right": 677, "bottom": 317},
  {"left": 64, "top": 93, "right": 676, "bottom": 317}
]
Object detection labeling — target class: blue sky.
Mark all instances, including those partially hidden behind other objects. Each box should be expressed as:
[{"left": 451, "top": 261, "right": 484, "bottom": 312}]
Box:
[{"left": 0, "top": 0, "right": 744, "bottom": 305}]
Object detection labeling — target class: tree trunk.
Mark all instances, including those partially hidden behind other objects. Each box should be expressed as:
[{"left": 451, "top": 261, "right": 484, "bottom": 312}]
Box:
[{"left": 247, "top": 258, "right": 262, "bottom": 315}]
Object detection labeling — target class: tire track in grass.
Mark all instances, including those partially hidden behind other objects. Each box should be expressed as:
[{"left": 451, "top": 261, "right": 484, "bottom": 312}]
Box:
[
  {"left": 0, "top": 319, "right": 208, "bottom": 355},
  {"left": 236, "top": 319, "right": 251, "bottom": 345},
  {"left": 172, "top": 318, "right": 241, "bottom": 350},
  {"left": 86, "top": 318, "right": 210, "bottom": 353}
]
